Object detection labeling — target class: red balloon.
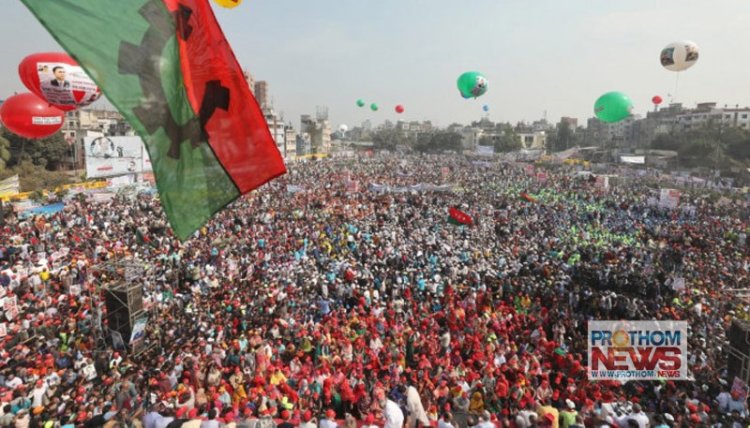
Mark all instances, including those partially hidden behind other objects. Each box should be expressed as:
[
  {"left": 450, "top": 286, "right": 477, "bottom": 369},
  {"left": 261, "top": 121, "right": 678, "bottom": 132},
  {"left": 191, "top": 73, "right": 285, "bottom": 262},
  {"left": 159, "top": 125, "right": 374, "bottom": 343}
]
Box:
[
  {"left": 0, "top": 93, "right": 65, "bottom": 139},
  {"left": 19, "top": 52, "right": 101, "bottom": 112},
  {"left": 652, "top": 95, "right": 663, "bottom": 105},
  {"left": 395, "top": 105, "right": 405, "bottom": 114}
]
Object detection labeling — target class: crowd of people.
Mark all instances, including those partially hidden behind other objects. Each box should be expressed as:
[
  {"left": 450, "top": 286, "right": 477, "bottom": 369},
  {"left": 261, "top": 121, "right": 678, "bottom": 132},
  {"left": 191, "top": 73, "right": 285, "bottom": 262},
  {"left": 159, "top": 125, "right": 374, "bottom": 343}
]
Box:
[{"left": 0, "top": 154, "right": 749, "bottom": 428}]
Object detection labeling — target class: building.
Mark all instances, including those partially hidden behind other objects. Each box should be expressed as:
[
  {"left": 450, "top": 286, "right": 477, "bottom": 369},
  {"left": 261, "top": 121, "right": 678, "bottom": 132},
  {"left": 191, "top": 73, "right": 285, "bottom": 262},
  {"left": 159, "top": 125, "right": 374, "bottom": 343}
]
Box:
[
  {"left": 517, "top": 130, "right": 547, "bottom": 150},
  {"left": 284, "top": 126, "right": 296, "bottom": 158},
  {"left": 561, "top": 117, "right": 578, "bottom": 128},
  {"left": 301, "top": 114, "right": 331, "bottom": 154},
  {"left": 243, "top": 69, "right": 255, "bottom": 96},
  {"left": 263, "top": 109, "right": 287, "bottom": 156},
  {"left": 62, "top": 108, "right": 134, "bottom": 168},
  {"left": 254, "top": 81, "right": 268, "bottom": 110},
  {"left": 675, "top": 103, "right": 750, "bottom": 131}
]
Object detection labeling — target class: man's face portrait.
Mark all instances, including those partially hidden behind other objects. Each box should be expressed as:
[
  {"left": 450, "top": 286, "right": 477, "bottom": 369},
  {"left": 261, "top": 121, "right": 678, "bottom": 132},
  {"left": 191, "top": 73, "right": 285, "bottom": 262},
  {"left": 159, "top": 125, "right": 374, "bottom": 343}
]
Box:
[{"left": 53, "top": 67, "right": 66, "bottom": 81}]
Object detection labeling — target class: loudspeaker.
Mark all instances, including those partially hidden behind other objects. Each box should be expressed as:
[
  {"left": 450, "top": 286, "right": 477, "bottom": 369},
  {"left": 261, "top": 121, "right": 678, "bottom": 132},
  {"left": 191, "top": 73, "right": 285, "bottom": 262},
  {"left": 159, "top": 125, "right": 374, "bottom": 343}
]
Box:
[{"left": 104, "top": 284, "right": 144, "bottom": 343}]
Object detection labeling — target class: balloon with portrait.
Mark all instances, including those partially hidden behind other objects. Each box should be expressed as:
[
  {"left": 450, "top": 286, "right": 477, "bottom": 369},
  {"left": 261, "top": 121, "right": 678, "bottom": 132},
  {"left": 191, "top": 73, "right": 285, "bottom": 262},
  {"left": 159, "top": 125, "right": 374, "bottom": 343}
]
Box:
[
  {"left": 457, "top": 71, "right": 488, "bottom": 99},
  {"left": 659, "top": 41, "right": 699, "bottom": 72},
  {"left": 0, "top": 92, "right": 65, "bottom": 139},
  {"left": 18, "top": 52, "right": 101, "bottom": 111}
]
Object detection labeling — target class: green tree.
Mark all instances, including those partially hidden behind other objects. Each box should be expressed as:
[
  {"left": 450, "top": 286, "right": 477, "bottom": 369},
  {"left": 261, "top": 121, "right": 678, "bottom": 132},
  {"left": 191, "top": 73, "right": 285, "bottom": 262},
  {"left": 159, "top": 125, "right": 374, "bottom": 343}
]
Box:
[
  {"left": 547, "top": 121, "right": 574, "bottom": 153},
  {"left": 495, "top": 132, "right": 522, "bottom": 153},
  {"left": 11, "top": 160, "right": 72, "bottom": 192},
  {"left": 413, "top": 131, "right": 463, "bottom": 153},
  {"left": 0, "top": 135, "right": 10, "bottom": 171},
  {"left": 3, "top": 129, "right": 70, "bottom": 170},
  {"left": 372, "top": 129, "right": 406, "bottom": 151}
]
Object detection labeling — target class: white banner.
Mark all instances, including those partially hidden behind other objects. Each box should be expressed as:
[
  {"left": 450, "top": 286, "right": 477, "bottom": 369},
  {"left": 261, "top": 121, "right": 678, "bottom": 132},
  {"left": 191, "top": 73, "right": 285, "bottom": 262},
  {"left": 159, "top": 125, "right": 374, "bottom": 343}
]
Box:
[
  {"left": 0, "top": 175, "right": 20, "bottom": 197},
  {"left": 476, "top": 145, "right": 495, "bottom": 156},
  {"left": 85, "top": 136, "right": 152, "bottom": 178},
  {"left": 620, "top": 155, "right": 645, "bottom": 164}
]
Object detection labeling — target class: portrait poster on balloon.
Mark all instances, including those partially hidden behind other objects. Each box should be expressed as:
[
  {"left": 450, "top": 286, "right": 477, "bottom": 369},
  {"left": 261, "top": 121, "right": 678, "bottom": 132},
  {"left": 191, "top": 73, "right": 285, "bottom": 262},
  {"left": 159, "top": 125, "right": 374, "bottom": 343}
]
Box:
[
  {"left": 660, "top": 48, "right": 675, "bottom": 67},
  {"left": 37, "top": 62, "right": 100, "bottom": 110},
  {"left": 84, "top": 136, "right": 152, "bottom": 178}
]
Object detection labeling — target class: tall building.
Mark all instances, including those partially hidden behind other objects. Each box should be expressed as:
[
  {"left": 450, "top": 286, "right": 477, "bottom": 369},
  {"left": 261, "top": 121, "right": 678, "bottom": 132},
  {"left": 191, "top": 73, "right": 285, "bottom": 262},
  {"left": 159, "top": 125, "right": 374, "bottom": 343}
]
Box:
[
  {"left": 254, "top": 81, "right": 268, "bottom": 110},
  {"left": 264, "top": 109, "right": 286, "bottom": 156},
  {"left": 243, "top": 69, "right": 255, "bottom": 96},
  {"left": 301, "top": 114, "right": 332, "bottom": 154},
  {"left": 560, "top": 117, "right": 578, "bottom": 128}
]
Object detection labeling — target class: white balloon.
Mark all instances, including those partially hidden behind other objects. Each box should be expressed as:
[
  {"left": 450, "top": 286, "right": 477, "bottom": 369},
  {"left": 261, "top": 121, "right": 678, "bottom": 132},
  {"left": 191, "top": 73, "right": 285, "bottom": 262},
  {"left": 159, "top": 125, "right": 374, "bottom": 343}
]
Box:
[
  {"left": 660, "top": 41, "right": 699, "bottom": 72},
  {"left": 339, "top": 124, "right": 349, "bottom": 132}
]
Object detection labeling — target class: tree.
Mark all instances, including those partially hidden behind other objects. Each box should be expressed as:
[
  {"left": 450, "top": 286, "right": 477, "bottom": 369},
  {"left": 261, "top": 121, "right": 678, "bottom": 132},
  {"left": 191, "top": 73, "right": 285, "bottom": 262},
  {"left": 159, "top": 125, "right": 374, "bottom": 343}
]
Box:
[
  {"left": 371, "top": 129, "right": 406, "bottom": 151},
  {"left": 494, "top": 125, "right": 522, "bottom": 153},
  {"left": 0, "top": 135, "right": 10, "bottom": 171},
  {"left": 3, "top": 129, "right": 70, "bottom": 170},
  {"left": 414, "top": 131, "right": 463, "bottom": 153},
  {"left": 547, "top": 121, "right": 573, "bottom": 153}
]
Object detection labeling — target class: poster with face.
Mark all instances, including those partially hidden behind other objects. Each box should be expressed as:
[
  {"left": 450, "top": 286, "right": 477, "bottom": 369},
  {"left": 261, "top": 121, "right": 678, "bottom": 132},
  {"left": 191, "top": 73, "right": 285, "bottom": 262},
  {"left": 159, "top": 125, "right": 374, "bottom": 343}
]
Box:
[
  {"left": 684, "top": 43, "right": 699, "bottom": 62},
  {"left": 38, "top": 62, "right": 101, "bottom": 109},
  {"left": 660, "top": 47, "right": 675, "bottom": 66}
]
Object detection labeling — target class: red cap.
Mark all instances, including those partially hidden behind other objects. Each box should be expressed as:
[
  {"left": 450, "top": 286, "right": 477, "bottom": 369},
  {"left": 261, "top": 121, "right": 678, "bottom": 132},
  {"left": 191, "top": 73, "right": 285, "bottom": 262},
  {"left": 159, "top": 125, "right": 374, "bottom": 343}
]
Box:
[
  {"left": 326, "top": 409, "right": 336, "bottom": 419},
  {"left": 302, "top": 410, "right": 312, "bottom": 422}
]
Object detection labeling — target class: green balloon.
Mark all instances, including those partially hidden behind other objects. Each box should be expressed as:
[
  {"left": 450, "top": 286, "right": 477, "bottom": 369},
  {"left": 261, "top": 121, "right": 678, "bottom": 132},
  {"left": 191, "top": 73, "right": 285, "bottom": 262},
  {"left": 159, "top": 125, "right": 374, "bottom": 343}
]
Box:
[
  {"left": 594, "top": 92, "right": 633, "bottom": 123},
  {"left": 457, "top": 71, "right": 488, "bottom": 98},
  {"left": 356, "top": 99, "right": 365, "bottom": 107},
  {"left": 370, "top": 103, "right": 378, "bottom": 111}
]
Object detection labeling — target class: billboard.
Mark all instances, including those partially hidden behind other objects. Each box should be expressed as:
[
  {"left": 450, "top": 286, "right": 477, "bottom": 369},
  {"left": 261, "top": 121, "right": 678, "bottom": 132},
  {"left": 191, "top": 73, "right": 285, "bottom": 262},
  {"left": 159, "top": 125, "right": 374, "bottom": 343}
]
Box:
[{"left": 84, "top": 136, "right": 152, "bottom": 178}]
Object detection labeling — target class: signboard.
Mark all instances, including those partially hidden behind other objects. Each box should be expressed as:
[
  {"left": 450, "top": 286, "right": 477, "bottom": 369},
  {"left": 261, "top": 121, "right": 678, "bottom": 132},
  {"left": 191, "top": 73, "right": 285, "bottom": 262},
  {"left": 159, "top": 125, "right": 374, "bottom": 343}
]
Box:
[
  {"left": 620, "top": 156, "right": 645, "bottom": 164},
  {"left": 659, "top": 188, "right": 681, "bottom": 209},
  {"left": 588, "top": 320, "right": 688, "bottom": 381},
  {"left": 129, "top": 318, "right": 148, "bottom": 344},
  {"left": 84, "top": 136, "right": 152, "bottom": 178}
]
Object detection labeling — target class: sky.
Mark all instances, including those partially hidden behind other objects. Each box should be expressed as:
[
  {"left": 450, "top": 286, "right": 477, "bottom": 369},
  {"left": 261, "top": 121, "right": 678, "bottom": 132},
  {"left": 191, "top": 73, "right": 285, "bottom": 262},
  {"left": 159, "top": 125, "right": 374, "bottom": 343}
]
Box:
[{"left": 1, "top": 0, "right": 749, "bottom": 130}]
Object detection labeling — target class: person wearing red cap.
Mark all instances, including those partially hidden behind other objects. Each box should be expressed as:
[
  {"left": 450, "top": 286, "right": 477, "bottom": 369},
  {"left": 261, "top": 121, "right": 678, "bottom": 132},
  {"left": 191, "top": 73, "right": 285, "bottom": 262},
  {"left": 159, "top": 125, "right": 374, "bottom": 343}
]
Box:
[
  {"left": 319, "top": 409, "right": 338, "bottom": 428},
  {"left": 299, "top": 410, "right": 316, "bottom": 428},
  {"left": 277, "top": 409, "right": 294, "bottom": 428},
  {"left": 536, "top": 398, "right": 559, "bottom": 428}
]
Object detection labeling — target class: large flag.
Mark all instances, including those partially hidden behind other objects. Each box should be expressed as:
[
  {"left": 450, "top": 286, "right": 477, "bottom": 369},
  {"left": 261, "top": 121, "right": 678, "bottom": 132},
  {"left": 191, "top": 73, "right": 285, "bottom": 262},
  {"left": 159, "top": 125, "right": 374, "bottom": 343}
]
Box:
[
  {"left": 448, "top": 207, "right": 473, "bottom": 226},
  {"left": 21, "top": 0, "right": 286, "bottom": 239}
]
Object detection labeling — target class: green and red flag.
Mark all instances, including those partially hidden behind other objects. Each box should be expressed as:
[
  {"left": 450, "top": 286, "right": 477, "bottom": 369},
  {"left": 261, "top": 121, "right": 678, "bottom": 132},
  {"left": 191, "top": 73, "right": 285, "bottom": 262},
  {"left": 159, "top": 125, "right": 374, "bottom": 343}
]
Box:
[
  {"left": 520, "top": 192, "right": 537, "bottom": 203},
  {"left": 21, "top": 0, "right": 286, "bottom": 239},
  {"left": 448, "top": 207, "right": 473, "bottom": 226}
]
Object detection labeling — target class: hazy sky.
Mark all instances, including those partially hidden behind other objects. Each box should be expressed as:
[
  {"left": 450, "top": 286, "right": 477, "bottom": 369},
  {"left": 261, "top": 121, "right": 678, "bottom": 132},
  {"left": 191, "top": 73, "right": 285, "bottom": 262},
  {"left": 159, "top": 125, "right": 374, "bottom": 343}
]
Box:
[{"left": 1, "top": 1, "right": 749, "bottom": 130}]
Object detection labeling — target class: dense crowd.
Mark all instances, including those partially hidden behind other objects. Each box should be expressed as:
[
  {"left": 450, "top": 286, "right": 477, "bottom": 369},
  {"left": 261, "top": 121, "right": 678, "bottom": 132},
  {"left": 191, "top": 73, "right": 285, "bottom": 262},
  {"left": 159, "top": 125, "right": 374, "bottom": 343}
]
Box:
[{"left": 0, "top": 154, "right": 749, "bottom": 428}]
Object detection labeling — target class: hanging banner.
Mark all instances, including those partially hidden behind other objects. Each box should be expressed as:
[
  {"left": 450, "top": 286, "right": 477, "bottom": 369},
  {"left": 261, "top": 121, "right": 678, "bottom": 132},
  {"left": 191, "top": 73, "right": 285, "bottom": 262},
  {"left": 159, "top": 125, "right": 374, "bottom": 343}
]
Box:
[
  {"left": 0, "top": 175, "right": 20, "bottom": 198},
  {"left": 620, "top": 156, "right": 645, "bottom": 164}
]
